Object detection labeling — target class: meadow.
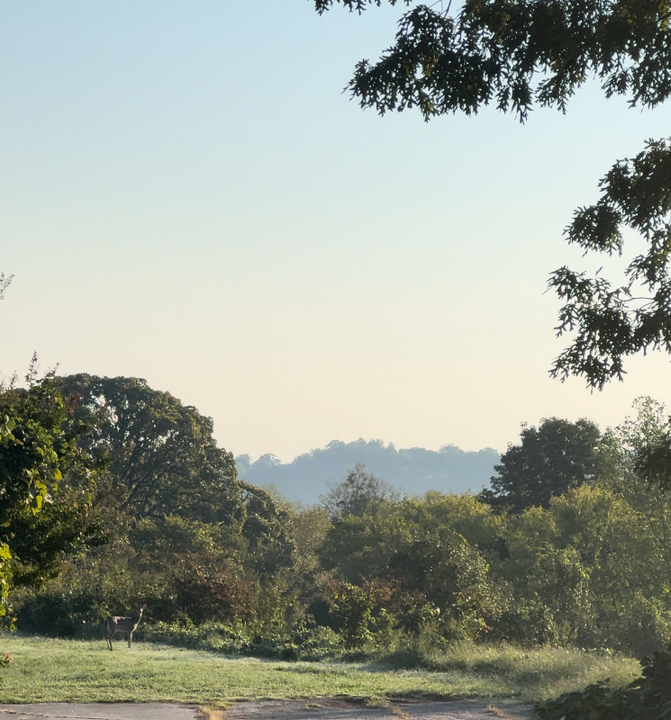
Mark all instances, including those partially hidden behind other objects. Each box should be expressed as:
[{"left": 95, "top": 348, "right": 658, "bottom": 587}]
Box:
[{"left": 0, "top": 636, "right": 640, "bottom": 707}]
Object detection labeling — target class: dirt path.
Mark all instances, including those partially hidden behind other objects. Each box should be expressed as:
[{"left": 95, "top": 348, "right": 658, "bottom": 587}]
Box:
[
  {"left": 222, "top": 699, "right": 533, "bottom": 720},
  {"left": 0, "top": 699, "right": 533, "bottom": 720}
]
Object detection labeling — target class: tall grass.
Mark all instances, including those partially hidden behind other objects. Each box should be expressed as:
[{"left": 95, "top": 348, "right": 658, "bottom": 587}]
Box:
[
  {"left": 377, "top": 641, "right": 639, "bottom": 701},
  {"left": 0, "top": 635, "right": 641, "bottom": 705}
]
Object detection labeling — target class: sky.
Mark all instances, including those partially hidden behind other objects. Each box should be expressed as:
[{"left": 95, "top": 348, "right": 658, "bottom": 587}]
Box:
[{"left": 2, "top": 0, "right": 670, "bottom": 463}]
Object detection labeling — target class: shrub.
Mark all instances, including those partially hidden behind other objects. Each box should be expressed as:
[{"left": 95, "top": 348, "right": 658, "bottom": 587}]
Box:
[{"left": 536, "top": 647, "right": 671, "bottom": 720}]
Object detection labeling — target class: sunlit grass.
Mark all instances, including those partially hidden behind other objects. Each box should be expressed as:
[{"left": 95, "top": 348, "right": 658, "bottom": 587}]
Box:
[{"left": 0, "top": 635, "right": 641, "bottom": 705}]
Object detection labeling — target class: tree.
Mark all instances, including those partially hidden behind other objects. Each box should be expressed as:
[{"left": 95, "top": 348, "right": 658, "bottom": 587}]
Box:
[
  {"left": 130, "top": 515, "right": 257, "bottom": 624},
  {"left": 481, "top": 417, "right": 603, "bottom": 512},
  {"left": 631, "top": 407, "right": 671, "bottom": 492},
  {"left": 386, "top": 529, "right": 497, "bottom": 638},
  {"left": 493, "top": 484, "right": 671, "bottom": 653},
  {"left": 238, "top": 481, "right": 296, "bottom": 577},
  {"left": 0, "top": 274, "right": 12, "bottom": 301},
  {"left": 605, "top": 399, "right": 671, "bottom": 587},
  {"left": 58, "top": 374, "right": 243, "bottom": 525},
  {"left": 314, "top": 0, "right": 671, "bottom": 388},
  {"left": 0, "top": 374, "right": 98, "bottom": 610},
  {"left": 60, "top": 375, "right": 302, "bottom": 561},
  {"left": 290, "top": 505, "right": 332, "bottom": 612},
  {"left": 318, "top": 487, "right": 502, "bottom": 640},
  {"left": 320, "top": 463, "right": 399, "bottom": 519},
  {"left": 399, "top": 491, "right": 503, "bottom": 553}
]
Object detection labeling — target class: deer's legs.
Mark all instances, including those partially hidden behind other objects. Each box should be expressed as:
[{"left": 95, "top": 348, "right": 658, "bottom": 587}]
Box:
[{"left": 105, "top": 620, "right": 117, "bottom": 650}]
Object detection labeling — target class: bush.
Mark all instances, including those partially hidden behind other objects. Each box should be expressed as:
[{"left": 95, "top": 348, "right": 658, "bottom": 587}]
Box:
[
  {"left": 487, "top": 602, "right": 561, "bottom": 647},
  {"left": 173, "top": 557, "right": 256, "bottom": 625},
  {"left": 141, "top": 619, "right": 344, "bottom": 660},
  {"left": 13, "top": 589, "right": 130, "bottom": 638},
  {"left": 327, "top": 581, "right": 376, "bottom": 650},
  {"left": 536, "top": 647, "right": 671, "bottom": 720}
]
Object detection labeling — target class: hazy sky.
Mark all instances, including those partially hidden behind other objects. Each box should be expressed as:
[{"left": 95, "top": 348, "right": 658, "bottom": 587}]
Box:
[{"left": 2, "top": 1, "right": 670, "bottom": 462}]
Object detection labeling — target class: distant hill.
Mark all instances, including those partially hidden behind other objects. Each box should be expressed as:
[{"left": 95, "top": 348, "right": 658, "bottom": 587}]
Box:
[{"left": 235, "top": 439, "right": 500, "bottom": 505}]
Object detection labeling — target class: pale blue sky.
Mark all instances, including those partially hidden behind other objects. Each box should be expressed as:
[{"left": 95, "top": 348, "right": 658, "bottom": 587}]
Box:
[{"left": 2, "top": 1, "right": 670, "bottom": 461}]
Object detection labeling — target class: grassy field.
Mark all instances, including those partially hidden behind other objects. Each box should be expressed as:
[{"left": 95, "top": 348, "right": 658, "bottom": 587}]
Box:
[{"left": 0, "top": 636, "right": 641, "bottom": 707}]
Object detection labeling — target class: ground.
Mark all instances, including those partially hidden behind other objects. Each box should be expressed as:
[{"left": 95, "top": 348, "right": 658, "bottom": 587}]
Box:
[{"left": 0, "top": 699, "right": 533, "bottom": 720}]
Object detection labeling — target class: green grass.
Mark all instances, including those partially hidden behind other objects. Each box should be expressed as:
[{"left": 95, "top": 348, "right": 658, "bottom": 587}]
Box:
[{"left": 0, "top": 636, "right": 641, "bottom": 706}]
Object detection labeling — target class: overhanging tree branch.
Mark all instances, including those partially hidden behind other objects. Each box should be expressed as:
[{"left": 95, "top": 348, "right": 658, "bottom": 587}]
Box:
[{"left": 314, "top": 0, "right": 671, "bottom": 389}]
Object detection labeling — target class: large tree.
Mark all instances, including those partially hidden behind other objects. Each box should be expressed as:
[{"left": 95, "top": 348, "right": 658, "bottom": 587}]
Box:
[
  {"left": 314, "top": 0, "right": 671, "bottom": 389},
  {"left": 58, "top": 375, "right": 297, "bottom": 581},
  {"left": 0, "top": 373, "right": 99, "bottom": 606},
  {"left": 59, "top": 374, "right": 243, "bottom": 525},
  {"left": 481, "top": 417, "right": 604, "bottom": 511}
]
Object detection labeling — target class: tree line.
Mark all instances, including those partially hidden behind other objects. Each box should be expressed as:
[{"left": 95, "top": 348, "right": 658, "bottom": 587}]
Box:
[
  {"left": 3, "top": 372, "right": 671, "bottom": 662},
  {"left": 236, "top": 439, "right": 498, "bottom": 504}
]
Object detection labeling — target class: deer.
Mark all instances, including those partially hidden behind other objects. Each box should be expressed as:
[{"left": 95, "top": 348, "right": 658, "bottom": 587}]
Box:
[{"left": 104, "top": 603, "right": 147, "bottom": 650}]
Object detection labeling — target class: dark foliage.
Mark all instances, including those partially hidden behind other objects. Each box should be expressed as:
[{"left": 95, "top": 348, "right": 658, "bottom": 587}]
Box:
[
  {"left": 481, "top": 417, "right": 603, "bottom": 512},
  {"left": 537, "top": 647, "right": 671, "bottom": 720},
  {"left": 386, "top": 531, "right": 493, "bottom": 623},
  {"left": 317, "top": 1, "right": 671, "bottom": 120},
  {"left": 173, "top": 554, "right": 256, "bottom": 625},
  {"left": 550, "top": 139, "right": 671, "bottom": 388},
  {"left": 239, "top": 481, "right": 296, "bottom": 577},
  {"left": 313, "top": 1, "right": 671, "bottom": 390},
  {"left": 635, "top": 419, "right": 671, "bottom": 491}
]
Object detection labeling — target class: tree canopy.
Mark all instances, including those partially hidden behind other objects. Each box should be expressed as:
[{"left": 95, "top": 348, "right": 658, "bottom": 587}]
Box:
[
  {"left": 0, "top": 373, "right": 100, "bottom": 608},
  {"left": 59, "top": 374, "right": 243, "bottom": 524},
  {"left": 313, "top": 0, "right": 671, "bottom": 389},
  {"left": 320, "top": 463, "right": 400, "bottom": 518},
  {"left": 481, "top": 417, "right": 604, "bottom": 511},
  {"left": 10, "top": 395, "right": 671, "bottom": 658}
]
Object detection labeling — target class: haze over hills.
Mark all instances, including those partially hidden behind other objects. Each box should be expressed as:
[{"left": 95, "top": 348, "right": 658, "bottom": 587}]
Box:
[{"left": 235, "top": 439, "right": 500, "bottom": 505}]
